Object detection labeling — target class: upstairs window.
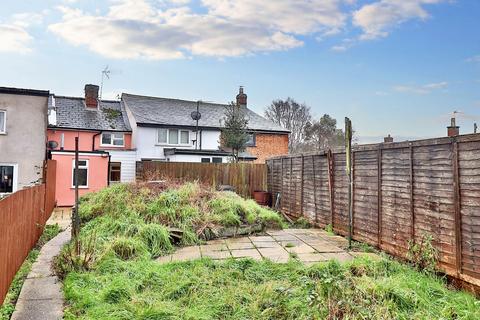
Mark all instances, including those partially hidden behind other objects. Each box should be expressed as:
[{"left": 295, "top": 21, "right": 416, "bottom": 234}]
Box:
[
  {"left": 157, "top": 129, "right": 190, "bottom": 145},
  {"left": 101, "top": 132, "right": 124, "bottom": 146},
  {"left": 245, "top": 133, "right": 255, "bottom": 147},
  {"left": 0, "top": 110, "right": 6, "bottom": 134},
  {"left": 72, "top": 159, "right": 89, "bottom": 188}
]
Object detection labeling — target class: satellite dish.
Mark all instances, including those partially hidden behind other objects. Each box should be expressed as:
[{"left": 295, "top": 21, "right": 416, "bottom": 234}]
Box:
[
  {"left": 191, "top": 111, "right": 201, "bottom": 121},
  {"left": 47, "top": 141, "right": 58, "bottom": 149}
]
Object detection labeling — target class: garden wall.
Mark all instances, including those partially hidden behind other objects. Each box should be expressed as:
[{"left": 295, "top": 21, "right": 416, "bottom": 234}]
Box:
[{"left": 267, "top": 134, "right": 480, "bottom": 287}]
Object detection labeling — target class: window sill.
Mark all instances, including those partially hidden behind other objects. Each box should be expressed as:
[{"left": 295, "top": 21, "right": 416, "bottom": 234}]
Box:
[
  {"left": 155, "top": 143, "right": 192, "bottom": 147},
  {"left": 70, "top": 186, "right": 89, "bottom": 189},
  {"left": 100, "top": 144, "right": 125, "bottom": 148}
]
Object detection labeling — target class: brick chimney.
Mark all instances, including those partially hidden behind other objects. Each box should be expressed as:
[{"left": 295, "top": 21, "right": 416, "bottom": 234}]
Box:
[
  {"left": 84, "top": 84, "right": 99, "bottom": 108},
  {"left": 384, "top": 134, "right": 393, "bottom": 143},
  {"left": 236, "top": 86, "right": 247, "bottom": 107},
  {"left": 447, "top": 117, "right": 459, "bottom": 137}
]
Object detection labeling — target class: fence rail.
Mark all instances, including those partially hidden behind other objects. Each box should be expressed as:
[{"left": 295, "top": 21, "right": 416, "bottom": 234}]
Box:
[
  {"left": 0, "top": 160, "right": 56, "bottom": 304},
  {"left": 137, "top": 161, "right": 267, "bottom": 198},
  {"left": 267, "top": 134, "right": 480, "bottom": 287}
]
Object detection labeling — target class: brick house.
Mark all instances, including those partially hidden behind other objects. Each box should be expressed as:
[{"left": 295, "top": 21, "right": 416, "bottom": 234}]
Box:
[{"left": 123, "top": 87, "right": 289, "bottom": 164}]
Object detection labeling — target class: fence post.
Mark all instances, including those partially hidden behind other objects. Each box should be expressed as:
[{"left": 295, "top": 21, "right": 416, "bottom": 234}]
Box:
[
  {"left": 281, "top": 158, "right": 284, "bottom": 213},
  {"left": 312, "top": 155, "right": 318, "bottom": 224},
  {"left": 300, "top": 155, "right": 304, "bottom": 218},
  {"left": 289, "top": 157, "right": 293, "bottom": 217},
  {"left": 377, "top": 146, "right": 383, "bottom": 247},
  {"left": 327, "top": 150, "right": 334, "bottom": 227},
  {"left": 409, "top": 143, "right": 415, "bottom": 243},
  {"left": 452, "top": 139, "right": 462, "bottom": 275}
]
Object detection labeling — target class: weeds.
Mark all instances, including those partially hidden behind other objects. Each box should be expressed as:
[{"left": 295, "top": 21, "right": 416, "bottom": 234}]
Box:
[
  {"left": 325, "top": 223, "right": 334, "bottom": 235},
  {"left": 407, "top": 233, "right": 438, "bottom": 274}
]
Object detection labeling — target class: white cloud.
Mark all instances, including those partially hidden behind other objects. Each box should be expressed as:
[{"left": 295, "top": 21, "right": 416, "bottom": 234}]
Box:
[
  {"left": 353, "top": 0, "right": 444, "bottom": 40},
  {"left": 48, "top": 0, "right": 347, "bottom": 60},
  {"left": 0, "top": 24, "right": 33, "bottom": 53},
  {"left": 393, "top": 81, "right": 448, "bottom": 94}
]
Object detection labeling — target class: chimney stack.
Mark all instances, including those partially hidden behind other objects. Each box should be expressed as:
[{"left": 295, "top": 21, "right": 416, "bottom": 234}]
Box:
[
  {"left": 447, "top": 117, "right": 459, "bottom": 137},
  {"left": 84, "top": 84, "right": 99, "bottom": 108},
  {"left": 236, "top": 86, "right": 247, "bottom": 107},
  {"left": 384, "top": 134, "right": 393, "bottom": 143}
]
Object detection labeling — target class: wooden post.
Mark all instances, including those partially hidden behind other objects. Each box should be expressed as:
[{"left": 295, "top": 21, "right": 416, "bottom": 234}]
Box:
[
  {"left": 327, "top": 150, "right": 334, "bottom": 227},
  {"left": 300, "top": 155, "right": 304, "bottom": 218},
  {"left": 281, "top": 158, "right": 284, "bottom": 212},
  {"left": 289, "top": 157, "right": 293, "bottom": 217},
  {"left": 73, "top": 137, "right": 80, "bottom": 255},
  {"left": 409, "top": 144, "right": 415, "bottom": 242},
  {"left": 345, "top": 117, "right": 353, "bottom": 248},
  {"left": 377, "top": 146, "right": 383, "bottom": 247},
  {"left": 312, "top": 155, "right": 318, "bottom": 224},
  {"left": 352, "top": 151, "right": 355, "bottom": 238},
  {"left": 452, "top": 140, "right": 462, "bottom": 275}
]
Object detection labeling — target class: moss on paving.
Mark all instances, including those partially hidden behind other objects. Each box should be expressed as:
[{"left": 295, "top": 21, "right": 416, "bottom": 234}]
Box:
[{"left": 0, "top": 224, "right": 61, "bottom": 320}]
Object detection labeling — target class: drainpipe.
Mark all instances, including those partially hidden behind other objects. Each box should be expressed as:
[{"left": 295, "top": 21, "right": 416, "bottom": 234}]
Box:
[
  {"left": 199, "top": 129, "right": 202, "bottom": 150},
  {"left": 107, "top": 154, "right": 111, "bottom": 186},
  {"left": 92, "top": 131, "right": 102, "bottom": 151}
]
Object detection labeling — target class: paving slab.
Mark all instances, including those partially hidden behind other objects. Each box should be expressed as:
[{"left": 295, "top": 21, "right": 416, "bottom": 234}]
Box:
[
  {"left": 226, "top": 237, "right": 252, "bottom": 244},
  {"left": 231, "top": 249, "right": 262, "bottom": 260},
  {"left": 201, "top": 250, "right": 231, "bottom": 260},
  {"left": 297, "top": 253, "right": 329, "bottom": 263},
  {"left": 251, "top": 241, "right": 281, "bottom": 248},
  {"left": 227, "top": 242, "right": 255, "bottom": 250},
  {"left": 248, "top": 235, "right": 275, "bottom": 242},
  {"left": 258, "top": 248, "right": 290, "bottom": 263},
  {"left": 171, "top": 247, "right": 201, "bottom": 262},
  {"left": 310, "top": 243, "right": 344, "bottom": 253},
  {"left": 200, "top": 243, "right": 228, "bottom": 252},
  {"left": 321, "top": 252, "right": 353, "bottom": 262},
  {"left": 285, "top": 244, "right": 316, "bottom": 254}
]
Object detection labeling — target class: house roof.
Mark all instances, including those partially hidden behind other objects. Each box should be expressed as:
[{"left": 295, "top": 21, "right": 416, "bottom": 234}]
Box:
[
  {"left": 0, "top": 86, "right": 49, "bottom": 97},
  {"left": 122, "top": 93, "right": 289, "bottom": 133},
  {"left": 49, "top": 96, "right": 131, "bottom": 132}
]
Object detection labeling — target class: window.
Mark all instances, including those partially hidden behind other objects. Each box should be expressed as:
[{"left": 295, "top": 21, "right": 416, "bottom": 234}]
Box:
[
  {"left": 72, "top": 159, "right": 88, "bottom": 188},
  {"left": 0, "top": 110, "right": 6, "bottom": 134},
  {"left": 0, "top": 165, "right": 14, "bottom": 193},
  {"left": 157, "top": 129, "right": 190, "bottom": 145},
  {"left": 245, "top": 133, "right": 255, "bottom": 147},
  {"left": 212, "top": 157, "right": 223, "bottom": 163},
  {"left": 101, "top": 132, "right": 124, "bottom": 146},
  {"left": 201, "top": 158, "right": 211, "bottom": 163},
  {"left": 109, "top": 162, "right": 121, "bottom": 183}
]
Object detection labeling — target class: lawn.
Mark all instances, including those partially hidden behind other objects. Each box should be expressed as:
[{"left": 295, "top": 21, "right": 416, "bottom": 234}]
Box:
[{"left": 56, "top": 182, "right": 480, "bottom": 319}]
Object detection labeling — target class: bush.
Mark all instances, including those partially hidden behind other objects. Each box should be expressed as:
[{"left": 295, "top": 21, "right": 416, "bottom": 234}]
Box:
[{"left": 407, "top": 233, "right": 438, "bottom": 274}]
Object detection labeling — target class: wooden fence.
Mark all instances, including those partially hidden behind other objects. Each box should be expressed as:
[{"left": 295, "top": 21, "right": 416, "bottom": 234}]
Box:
[
  {"left": 0, "top": 160, "right": 56, "bottom": 304},
  {"left": 137, "top": 161, "right": 267, "bottom": 198},
  {"left": 267, "top": 134, "right": 480, "bottom": 287}
]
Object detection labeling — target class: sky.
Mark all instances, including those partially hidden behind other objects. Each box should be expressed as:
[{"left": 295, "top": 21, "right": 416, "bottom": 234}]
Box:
[{"left": 0, "top": 0, "right": 479, "bottom": 143}]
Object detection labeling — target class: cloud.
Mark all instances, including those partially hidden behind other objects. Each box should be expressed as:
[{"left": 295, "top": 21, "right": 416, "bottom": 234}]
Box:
[
  {"left": 0, "top": 24, "right": 33, "bottom": 53},
  {"left": 393, "top": 81, "right": 448, "bottom": 94},
  {"left": 353, "top": 0, "right": 445, "bottom": 40},
  {"left": 48, "top": 0, "right": 347, "bottom": 60}
]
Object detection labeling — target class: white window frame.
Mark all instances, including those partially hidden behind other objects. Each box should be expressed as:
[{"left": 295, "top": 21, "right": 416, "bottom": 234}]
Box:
[
  {"left": 0, "top": 110, "right": 6, "bottom": 134},
  {"left": 100, "top": 132, "right": 125, "bottom": 147},
  {"left": 0, "top": 163, "right": 18, "bottom": 194},
  {"left": 71, "top": 159, "right": 89, "bottom": 189},
  {"left": 156, "top": 128, "right": 190, "bottom": 146}
]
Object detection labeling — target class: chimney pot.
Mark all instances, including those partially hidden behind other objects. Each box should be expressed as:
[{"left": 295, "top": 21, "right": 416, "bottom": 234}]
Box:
[
  {"left": 236, "top": 86, "right": 247, "bottom": 107},
  {"left": 447, "top": 117, "right": 459, "bottom": 137},
  {"left": 84, "top": 84, "right": 99, "bottom": 108},
  {"left": 384, "top": 134, "right": 393, "bottom": 143}
]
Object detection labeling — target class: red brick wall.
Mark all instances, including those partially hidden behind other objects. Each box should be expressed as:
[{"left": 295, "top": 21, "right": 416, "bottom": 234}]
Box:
[{"left": 247, "top": 133, "right": 289, "bottom": 163}]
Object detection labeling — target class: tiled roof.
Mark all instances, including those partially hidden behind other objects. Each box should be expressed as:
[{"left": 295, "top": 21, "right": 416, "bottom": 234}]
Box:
[
  {"left": 122, "top": 93, "right": 289, "bottom": 133},
  {"left": 50, "top": 96, "right": 131, "bottom": 131}
]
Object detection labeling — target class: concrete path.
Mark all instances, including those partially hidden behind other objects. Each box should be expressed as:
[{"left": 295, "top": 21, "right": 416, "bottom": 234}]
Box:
[
  {"left": 11, "top": 228, "right": 71, "bottom": 320},
  {"left": 158, "top": 228, "right": 358, "bottom": 265}
]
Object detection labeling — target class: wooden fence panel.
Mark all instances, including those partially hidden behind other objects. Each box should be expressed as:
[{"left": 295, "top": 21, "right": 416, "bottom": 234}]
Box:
[
  {"left": 137, "top": 161, "right": 267, "bottom": 198},
  {"left": 267, "top": 134, "right": 480, "bottom": 287},
  {"left": 353, "top": 150, "right": 379, "bottom": 245},
  {"left": 0, "top": 160, "right": 56, "bottom": 304}
]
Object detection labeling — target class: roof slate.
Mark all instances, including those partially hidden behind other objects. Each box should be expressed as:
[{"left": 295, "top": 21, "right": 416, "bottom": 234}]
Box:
[
  {"left": 122, "top": 93, "right": 289, "bottom": 133},
  {"left": 50, "top": 96, "right": 131, "bottom": 131}
]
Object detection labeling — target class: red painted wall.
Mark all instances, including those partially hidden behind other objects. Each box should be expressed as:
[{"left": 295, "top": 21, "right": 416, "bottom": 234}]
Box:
[{"left": 47, "top": 129, "right": 132, "bottom": 151}]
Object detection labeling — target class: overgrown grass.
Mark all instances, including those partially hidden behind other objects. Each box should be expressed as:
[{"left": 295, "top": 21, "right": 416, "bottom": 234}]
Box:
[
  {"left": 55, "top": 182, "right": 285, "bottom": 278},
  {"left": 0, "top": 224, "right": 61, "bottom": 320},
  {"left": 63, "top": 256, "right": 480, "bottom": 319}
]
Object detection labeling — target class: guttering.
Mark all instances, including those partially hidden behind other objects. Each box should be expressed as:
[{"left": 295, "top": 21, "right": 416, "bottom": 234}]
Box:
[
  {"left": 0, "top": 87, "right": 49, "bottom": 97},
  {"left": 136, "top": 122, "right": 290, "bottom": 134}
]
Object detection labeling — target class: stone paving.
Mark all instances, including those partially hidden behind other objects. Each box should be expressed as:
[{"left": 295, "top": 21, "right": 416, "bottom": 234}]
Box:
[
  {"left": 157, "top": 228, "right": 357, "bottom": 265},
  {"left": 11, "top": 228, "right": 71, "bottom": 320}
]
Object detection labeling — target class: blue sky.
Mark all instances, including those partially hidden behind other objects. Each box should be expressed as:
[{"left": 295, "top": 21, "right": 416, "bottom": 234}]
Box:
[{"left": 1, "top": 0, "right": 479, "bottom": 142}]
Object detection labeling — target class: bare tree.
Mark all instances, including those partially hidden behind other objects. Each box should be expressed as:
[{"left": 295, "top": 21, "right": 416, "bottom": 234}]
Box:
[
  {"left": 264, "top": 98, "right": 311, "bottom": 153},
  {"left": 304, "top": 114, "right": 344, "bottom": 151}
]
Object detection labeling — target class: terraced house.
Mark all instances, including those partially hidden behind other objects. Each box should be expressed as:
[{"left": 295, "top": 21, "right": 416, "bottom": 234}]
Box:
[{"left": 123, "top": 87, "right": 289, "bottom": 164}]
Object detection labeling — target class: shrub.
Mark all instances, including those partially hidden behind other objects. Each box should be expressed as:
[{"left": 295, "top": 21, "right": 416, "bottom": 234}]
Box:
[{"left": 407, "top": 233, "right": 438, "bottom": 274}]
